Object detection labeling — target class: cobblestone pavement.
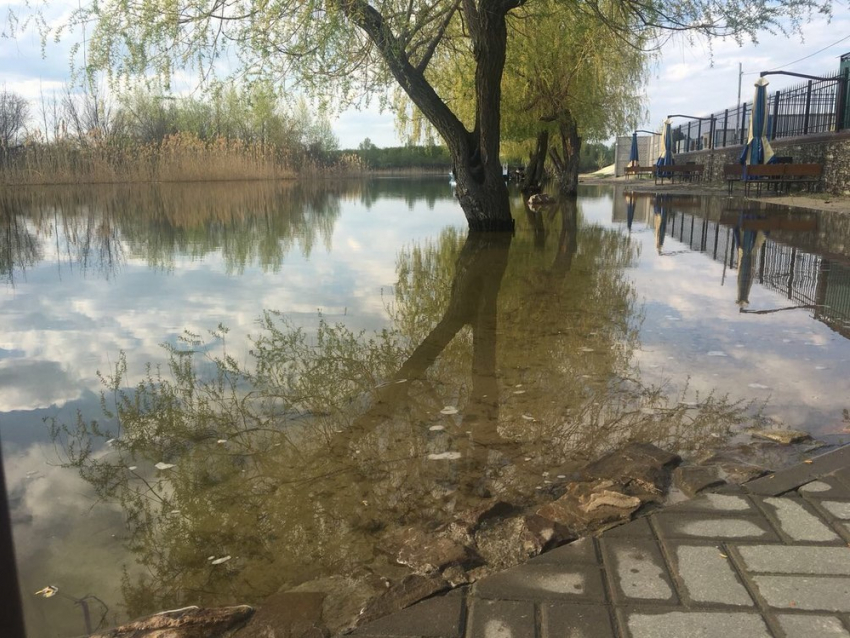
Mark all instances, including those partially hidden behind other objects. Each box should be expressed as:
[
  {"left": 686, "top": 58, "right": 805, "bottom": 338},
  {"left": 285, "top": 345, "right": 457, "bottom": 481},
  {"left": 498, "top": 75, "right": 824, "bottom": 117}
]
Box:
[{"left": 348, "top": 446, "right": 850, "bottom": 638}]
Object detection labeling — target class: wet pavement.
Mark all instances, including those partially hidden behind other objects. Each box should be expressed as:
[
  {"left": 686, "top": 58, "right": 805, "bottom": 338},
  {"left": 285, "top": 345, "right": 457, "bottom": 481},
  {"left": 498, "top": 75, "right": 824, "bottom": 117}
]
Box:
[{"left": 348, "top": 445, "right": 850, "bottom": 638}]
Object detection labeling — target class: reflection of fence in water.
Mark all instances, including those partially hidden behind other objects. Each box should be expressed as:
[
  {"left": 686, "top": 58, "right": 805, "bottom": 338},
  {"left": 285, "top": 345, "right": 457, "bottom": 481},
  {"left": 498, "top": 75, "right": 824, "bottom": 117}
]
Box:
[{"left": 662, "top": 208, "right": 850, "bottom": 338}]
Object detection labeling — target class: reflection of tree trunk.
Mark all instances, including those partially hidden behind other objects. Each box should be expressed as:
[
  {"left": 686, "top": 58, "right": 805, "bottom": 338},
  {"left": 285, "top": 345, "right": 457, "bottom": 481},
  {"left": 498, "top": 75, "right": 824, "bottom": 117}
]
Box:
[
  {"left": 551, "top": 199, "right": 579, "bottom": 276},
  {"left": 525, "top": 206, "right": 547, "bottom": 250},
  {"left": 330, "top": 232, "right": 513, "bottom": 454},
  {"left": 521, "top": 130, "right": 549, "bottom": 194}
]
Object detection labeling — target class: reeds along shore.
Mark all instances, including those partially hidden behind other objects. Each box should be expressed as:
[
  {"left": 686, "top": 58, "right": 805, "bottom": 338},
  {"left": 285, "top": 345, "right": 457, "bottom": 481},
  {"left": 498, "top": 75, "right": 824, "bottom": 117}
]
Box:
[{"left": 0, "top": 132, "right": 363, "bottom": 185}]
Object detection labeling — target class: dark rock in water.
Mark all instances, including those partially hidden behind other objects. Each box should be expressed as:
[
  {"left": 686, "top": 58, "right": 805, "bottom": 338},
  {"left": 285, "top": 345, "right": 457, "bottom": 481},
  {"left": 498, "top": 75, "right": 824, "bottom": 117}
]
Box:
[
  {"left": 721, "top": 463, "right": 771, "bottom": 484},
  {"left": 391, "top": 527, "right": 482, "bottom": 573},
  {"left": 92, "top": 605, "right": 254, "bottom": 638},
  {"left": 356, "top": 574, "right": 449, "bottom": 627},
  {"left": 674, "top": 465, "right": 726, "bottom": 497},
  {"left": 473, "top": 516, "right": 545, "bottom": 571},
  {"left": 236, "top": 592, "right": 327, "bottom": 638},
  {"left": 581, "top": 442, "right": 681, "bottom": 494},
  {"left": 288, "top": 575, "right": 376, "bottom": 636},
  {"left": 453, "top": 499, "right": 516, "bottom": 531}
]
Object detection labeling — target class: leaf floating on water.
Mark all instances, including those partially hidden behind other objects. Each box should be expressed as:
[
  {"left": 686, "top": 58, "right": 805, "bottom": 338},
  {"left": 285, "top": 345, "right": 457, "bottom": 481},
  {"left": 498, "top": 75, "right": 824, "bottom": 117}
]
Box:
[
  {"left": 210, "top": 555, "right": 232, "bottom": 565},
  {"left": 427, "top": 452, "right": 462, "bottom": 460},
  {"left": 216, "top": 439, "right": 228, "bottom": 444},
  {"left": 748, "top": 383, "right": 770, "bottom": 389},
  {"left": 429, "top": 425, "right": 445, "bottom": 431},
  {"left": 207, "top": 556, "right": 215, "bottom": 561},
  {"left": 707, "top": 351, "right": 727, "bottom": 357},
  {"left": 395, "top": 378, "right": 408, "bottom": 384},
  {"left": 440, "top": 406, "right": 459, "bottom": 415},
  {"left": 816, "top": 366, "right": 828, "bottom": 370},
  {"left": 128, "top": 466, "right": 137, "bottom": 471},
  {"left": 579, "top": 347, "right": 594, "bottom": 353},
  {"left": 34, "top": 586, "right": 58, "bottom": 598},
  {"left": 521, "top": 414, "right": 535, "bottom": 421},
  {"left": 513, "top": 390, "right": 526, "bottom": 395},
  {"left": 106, "top": 439, "right": 117, "bottom": 446},
  {"left": 154, "top": 462, "right": 175, "bottom": 471}
]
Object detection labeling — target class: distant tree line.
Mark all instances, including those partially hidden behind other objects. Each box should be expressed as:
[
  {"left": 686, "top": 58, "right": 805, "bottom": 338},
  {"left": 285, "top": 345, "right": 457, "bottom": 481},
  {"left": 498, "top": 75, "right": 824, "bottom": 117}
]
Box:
[
  {"left": 350, "top": 138, "right": 451, "bottom": 171},
  {"left": 0, "top": 83, "right": 353, "bottom": 184}
]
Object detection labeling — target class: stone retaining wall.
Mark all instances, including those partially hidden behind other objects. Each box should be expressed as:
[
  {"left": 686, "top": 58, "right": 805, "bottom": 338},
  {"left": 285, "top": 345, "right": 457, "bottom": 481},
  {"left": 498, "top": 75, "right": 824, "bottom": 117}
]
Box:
[{"left": 673, "top": 130, "right": 850, "bottom": 195}]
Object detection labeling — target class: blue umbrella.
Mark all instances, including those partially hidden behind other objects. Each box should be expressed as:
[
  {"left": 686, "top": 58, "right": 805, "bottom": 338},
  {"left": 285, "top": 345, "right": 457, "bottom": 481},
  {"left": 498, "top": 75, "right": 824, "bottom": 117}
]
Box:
[
  {"left": 629, "top": 132, "right": 639, "bottom": 167},
  {"left": 740, "top": 77, "right": 775, "bottom": 167},
  {"left": 733, "top": 215, "right": 768, "bottom": 308},
  {"left": 626, "top": 192, "right": 636, "bottom": 231},
  {"left": 656, "top": 119, "right": 674, "bottom": 169}
]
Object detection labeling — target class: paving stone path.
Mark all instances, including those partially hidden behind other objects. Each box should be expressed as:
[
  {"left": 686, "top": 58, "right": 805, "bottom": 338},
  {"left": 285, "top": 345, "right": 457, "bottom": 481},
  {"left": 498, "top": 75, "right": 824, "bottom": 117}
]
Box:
[{"left": 347, "top": 446, "right": 850, "bottom": 638}]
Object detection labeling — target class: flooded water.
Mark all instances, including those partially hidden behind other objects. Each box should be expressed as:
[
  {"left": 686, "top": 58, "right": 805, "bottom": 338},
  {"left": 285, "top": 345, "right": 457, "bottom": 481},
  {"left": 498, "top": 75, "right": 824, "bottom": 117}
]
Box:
[{"left": 2, "top": 180, "right": 849, "bottom": 636}]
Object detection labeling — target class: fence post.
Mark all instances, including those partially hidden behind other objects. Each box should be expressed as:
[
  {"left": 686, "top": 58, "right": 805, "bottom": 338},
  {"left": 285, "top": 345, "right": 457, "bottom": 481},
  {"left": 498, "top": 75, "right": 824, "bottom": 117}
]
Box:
[
  {"left": 687, "top": 121, "right": 692, "bottom": 151},
  {"left": 771, "top": 91, "right": 780, "bottom": 140},
  {"left": 709, "top": 115, "right": 715, "bottom": 150},
  {"left": 723, "top": 109, "right": 728, "bottom": 147},
  {"left": 740, "top": 103, "right": 748, "bottom": 145},
  {"left": 697, "top": 119, "right": 703, "bottom": 150},
  {"left": 836, "top": 68, "right": 849, "bottom": 131},
  {"left": 804, "top": 80, "right": 813, "bottom": 135}
]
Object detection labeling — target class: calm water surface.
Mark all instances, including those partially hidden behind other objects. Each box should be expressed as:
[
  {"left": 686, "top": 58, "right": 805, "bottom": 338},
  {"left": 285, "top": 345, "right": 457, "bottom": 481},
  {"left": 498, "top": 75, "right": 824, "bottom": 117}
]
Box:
[{"left": 2, "top": 180, "right": 849, "bottom": 636}]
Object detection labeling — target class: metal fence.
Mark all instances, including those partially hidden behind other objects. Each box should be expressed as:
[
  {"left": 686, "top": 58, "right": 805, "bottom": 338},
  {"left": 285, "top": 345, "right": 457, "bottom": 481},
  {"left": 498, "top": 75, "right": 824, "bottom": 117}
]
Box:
[{"left": 670, "top": 70, "right": 848, "bottom": 152}]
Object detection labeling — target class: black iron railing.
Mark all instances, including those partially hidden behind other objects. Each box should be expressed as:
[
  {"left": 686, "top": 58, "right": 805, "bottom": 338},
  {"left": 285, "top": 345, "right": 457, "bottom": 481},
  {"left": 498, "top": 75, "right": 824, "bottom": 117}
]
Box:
[{"left": 670, "top": 69, "right": 848, "bottom": 151}]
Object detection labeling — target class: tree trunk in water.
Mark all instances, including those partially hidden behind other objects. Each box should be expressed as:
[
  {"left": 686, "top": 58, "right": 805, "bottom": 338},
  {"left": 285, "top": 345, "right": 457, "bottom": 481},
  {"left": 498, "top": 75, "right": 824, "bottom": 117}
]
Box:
[
  {"left": 340, "top": 0, "right": 516, "bottom": 231},
  {"left": 549, "top": 113, "right": 582, "bottom": 196},
  {"left": 520, "top": 129, "right": 549, "bottom": 194}
]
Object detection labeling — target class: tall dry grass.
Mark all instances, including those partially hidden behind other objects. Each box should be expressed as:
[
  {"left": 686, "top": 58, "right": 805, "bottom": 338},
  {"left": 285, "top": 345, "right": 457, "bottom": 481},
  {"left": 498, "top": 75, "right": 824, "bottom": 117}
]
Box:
[{"left": 0, "top": 132, "right": 363, "bottom": 185}]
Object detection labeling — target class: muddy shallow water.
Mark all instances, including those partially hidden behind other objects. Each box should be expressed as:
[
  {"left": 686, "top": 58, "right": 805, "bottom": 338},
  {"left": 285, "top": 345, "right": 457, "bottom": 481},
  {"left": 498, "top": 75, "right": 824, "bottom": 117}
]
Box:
[{"left": 2, "top": 180, "right": 849, "bottom": 636}]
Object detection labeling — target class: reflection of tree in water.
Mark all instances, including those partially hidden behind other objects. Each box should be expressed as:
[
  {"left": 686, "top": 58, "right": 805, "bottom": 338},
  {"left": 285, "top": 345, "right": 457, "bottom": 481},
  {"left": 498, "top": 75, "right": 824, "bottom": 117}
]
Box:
[
  {"left": 0, "top": 181, "right": 346, "bottom": 278},
  {"left": 0, "top": 196, "right": 42, "bottom": 285},
  {"left": 49, "top": 200, "right": 759, "bottom": 625}
]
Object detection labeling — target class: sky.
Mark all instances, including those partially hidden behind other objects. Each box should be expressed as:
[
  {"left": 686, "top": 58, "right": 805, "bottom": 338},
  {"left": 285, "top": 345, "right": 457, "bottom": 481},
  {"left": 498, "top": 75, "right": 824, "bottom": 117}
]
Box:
[{"left": 1, "top": 4, "right": 848, "bottom": 149}]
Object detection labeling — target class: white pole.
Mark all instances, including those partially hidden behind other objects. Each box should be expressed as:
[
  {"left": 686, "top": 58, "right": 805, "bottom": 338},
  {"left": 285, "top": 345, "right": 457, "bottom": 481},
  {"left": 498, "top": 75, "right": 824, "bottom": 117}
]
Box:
[{"left": 737, "top": 63, "right": 743, "bottom": 105}]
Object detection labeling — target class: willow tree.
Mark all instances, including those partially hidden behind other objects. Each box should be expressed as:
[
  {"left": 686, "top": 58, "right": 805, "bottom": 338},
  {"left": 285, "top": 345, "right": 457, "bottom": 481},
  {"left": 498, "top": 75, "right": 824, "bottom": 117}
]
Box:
[
  {"left": 28, "top": 0, "right": 831, "bottom": 229},
  {"left": 501, "top": 3, "right": 650, "bottom": 194}
]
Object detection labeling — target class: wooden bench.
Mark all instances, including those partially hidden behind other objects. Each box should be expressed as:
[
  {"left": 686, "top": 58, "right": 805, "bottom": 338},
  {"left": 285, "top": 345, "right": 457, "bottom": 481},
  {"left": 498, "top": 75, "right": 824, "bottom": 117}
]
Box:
[
  {"left": 624, "top": 165, "right": 656, "bottom": 179},
  {"left": 654, "top": 163, "right": 704, "bottom": 185},
  {"left": 729, "top": 163, "right": 824, "bottom": 196}
]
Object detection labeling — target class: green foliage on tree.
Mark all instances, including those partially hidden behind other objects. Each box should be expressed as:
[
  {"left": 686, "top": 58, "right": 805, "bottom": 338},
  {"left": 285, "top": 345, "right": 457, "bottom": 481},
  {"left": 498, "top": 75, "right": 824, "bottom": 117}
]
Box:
[{"left": 10, "top": 0, "right": 832, "bottom": 225}]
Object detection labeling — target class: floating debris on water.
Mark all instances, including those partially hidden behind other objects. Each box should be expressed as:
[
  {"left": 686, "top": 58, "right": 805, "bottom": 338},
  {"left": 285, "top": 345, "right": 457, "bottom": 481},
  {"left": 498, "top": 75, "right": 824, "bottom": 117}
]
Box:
[
  {"left": 216, "top": 439, "right": 228, "bottom": 444},
  {"left": 210, "top": 556, "right": 232, "bottom": 565},
  {"left": 707, "top": 351, "right": 727, "bottom": 357},
  {"left": 154, "top": 462, "right": 175, "bottom": 470},
  {"left": 521, "top": 414, "right": 535, "bottom": 421},
  {"left": 748, "top": 383, "right": 770, "bottom": 389},
  {"left": 34, "top": 586, "right": 58, "bottom": 598},
  {"left": 429, "top": 425, "right": 445, "bottom": 431},
  {"left": 128, "top": 466, "right": 137, "bottom": 471},
  {"left": 427, "top": 452, "right": 462, "bottom": 460},
  {"left": 513, "top": 390, "right": 526, "bottom": 395},
  {"left": 440, "top": 406, "right": 459, "bottom": 415}
]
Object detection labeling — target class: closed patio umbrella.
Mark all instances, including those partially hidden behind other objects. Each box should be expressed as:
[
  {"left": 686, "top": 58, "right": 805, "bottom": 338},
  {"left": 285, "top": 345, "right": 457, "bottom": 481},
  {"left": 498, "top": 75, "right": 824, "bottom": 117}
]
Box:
[
  {"left": 626, "top": 192, "right": 636, "bottom": 232},
  {"left": 656, "top": 119, "right": 674, "bottom": 169},
  {"left": 733, "top": 216, "right": 768, "bottom": 308},
  {"left": 653, "top": 194, "right": 669, "bottom": 254},
  {"left": 629, "top": 132, "right": 640, "bottom": 167},
  {"left": 740, "top": 77, "right": 775, "bottom": 168}
]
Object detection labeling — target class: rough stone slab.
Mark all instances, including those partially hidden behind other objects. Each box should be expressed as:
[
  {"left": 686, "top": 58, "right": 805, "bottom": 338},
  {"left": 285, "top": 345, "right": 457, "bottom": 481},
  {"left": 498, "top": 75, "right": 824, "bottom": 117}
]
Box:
[
  {"left": 541, "top": 603, "right": 615, "bottom": 638},
  {"left": 601, "top": 539, "right": 677, "bottom": 604},
  {"left": 602, "top": 516, "right": 655, "bottom": 539},
  {"left": 652, "top": 513, "right": 779, "bottom": 542},
  {"left": 673, "top": 465, "right": 726, "bottom": 497},
  {"left": 822, "top": 501, "right": 850, "bottom": 520},
  {"left": 669, "top": 493, "right": 755, "bottom": 514},
  {"left": 752, "top": 575, "right": 850, "bottom": 611},
  {"left": 466, "top": 599, "right": 535, "bottom": 638},
  {"left": 624, "top": 610, "right": 771, "bottom": 638},
  {"left": 744, "top": 445, "right": 850, "bottom": 496},
  {"left": 670, "top": 543, "right": 753, "bottom": 606},
  {"left": 758, "top": 497, "right": 840, "bottom": 542},
  {"left": 528, "top": 537, "right": 598, "bottom": 565},
  {"left": 350, "top": 595, "right": 464, "bottom": 636},
  {"left": 737, "top": 545, "right": 850, "bottom": 575},
  {"left": 473, "top": 562, "right": 606, "bottom": 602},
  {"left": 777, "top": 613, "right": 850, "bottom": 637}
]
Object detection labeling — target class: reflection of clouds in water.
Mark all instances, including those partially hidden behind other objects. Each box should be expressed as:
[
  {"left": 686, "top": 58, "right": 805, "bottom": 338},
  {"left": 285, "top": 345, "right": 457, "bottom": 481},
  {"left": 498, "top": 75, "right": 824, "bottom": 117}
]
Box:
[
  {"left": 5, "top": 443, "right": 131, "bottom": 634},
  {"left": 623, "top": 225, "right": 850, "bottom": 434},
  {"left": 0, "top": 360, "right": 78, "bottom": 412}
]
